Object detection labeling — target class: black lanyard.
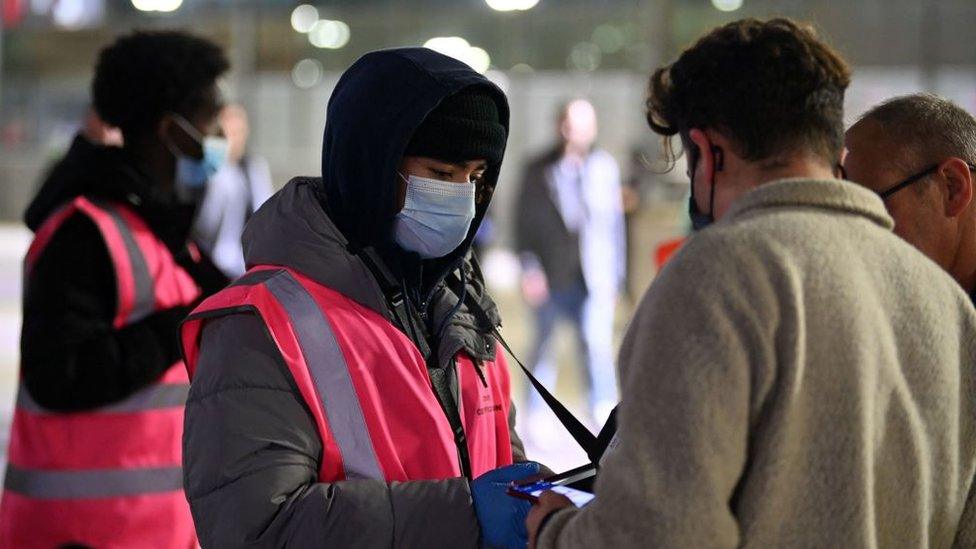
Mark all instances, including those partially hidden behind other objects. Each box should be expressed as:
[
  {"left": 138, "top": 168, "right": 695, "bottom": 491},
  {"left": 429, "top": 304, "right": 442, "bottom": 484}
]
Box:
[
  {"left": 491, "top": 326, "right": 616, "bottom": 465},
  {"left": 458, "top": 256, "right": 618, "bottom": 466},
  {"left": 358, "top": 247, "right": 618, "bottom": 476}
]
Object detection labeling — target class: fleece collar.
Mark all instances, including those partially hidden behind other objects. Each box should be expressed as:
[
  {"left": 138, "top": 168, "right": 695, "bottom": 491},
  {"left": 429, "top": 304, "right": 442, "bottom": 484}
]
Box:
[{"left": 722, "top": 178, "right": 894, "bottom": 231}]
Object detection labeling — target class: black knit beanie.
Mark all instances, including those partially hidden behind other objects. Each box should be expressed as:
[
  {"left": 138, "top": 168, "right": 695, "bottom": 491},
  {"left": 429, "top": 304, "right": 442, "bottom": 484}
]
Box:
[{"left": 404, "top": 87, "right": 506, "bottom": 165}]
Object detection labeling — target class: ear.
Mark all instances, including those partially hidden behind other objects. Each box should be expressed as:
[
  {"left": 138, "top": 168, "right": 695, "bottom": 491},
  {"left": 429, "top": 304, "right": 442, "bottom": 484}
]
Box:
[
  {"left": 687, "top": 128, "right": 714, "bottom": 183},
  {"left": 941, "top": 157, "right": 973, "bottom": 218}
]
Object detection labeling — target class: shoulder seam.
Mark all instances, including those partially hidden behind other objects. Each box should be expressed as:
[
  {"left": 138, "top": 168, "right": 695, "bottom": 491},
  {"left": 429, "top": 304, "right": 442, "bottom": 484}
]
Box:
[{"left": 187, "top": 384, "right": 299, "bottom": 403}]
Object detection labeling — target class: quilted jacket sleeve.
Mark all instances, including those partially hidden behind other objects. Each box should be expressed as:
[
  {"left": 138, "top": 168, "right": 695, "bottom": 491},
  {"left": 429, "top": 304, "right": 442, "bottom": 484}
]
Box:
[{"left": 183, "top": 312, "right": 481, "bottom": 548}]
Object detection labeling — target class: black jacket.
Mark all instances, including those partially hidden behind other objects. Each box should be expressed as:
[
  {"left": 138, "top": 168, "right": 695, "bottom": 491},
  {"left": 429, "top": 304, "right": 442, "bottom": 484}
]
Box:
[
  {"left": 515, "top": 147, "right": 585, "bottom": 292},
  {"left": 21, "top": 135, "right": 227, "bottom": 411}
]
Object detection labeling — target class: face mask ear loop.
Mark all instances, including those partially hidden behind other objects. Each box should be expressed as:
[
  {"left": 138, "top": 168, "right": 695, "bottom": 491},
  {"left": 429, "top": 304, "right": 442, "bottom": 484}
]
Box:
[
  {"left": 706, "top": 146, "right": 724, "bottom": 222},
  {"left": 163, "top": 112, "right": 204, "bottom": 161},
  {"left": 835, "top": 163, "right": 848, "bottom": 180},
  {"left": 168, "top": 112, "right": 205, "bottom": 145},
  {"left": 162, "top": 135, "right": 183, "bottom": 159}
]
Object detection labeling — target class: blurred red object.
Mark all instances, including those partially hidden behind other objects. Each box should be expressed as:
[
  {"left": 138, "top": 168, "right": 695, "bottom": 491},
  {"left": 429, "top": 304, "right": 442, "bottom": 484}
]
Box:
[
  {"left": 2, "top": 0, "right": 25, "bottom": 28},
  {"left": 654, "top": 236, "right": 685, "bottom": 271}
]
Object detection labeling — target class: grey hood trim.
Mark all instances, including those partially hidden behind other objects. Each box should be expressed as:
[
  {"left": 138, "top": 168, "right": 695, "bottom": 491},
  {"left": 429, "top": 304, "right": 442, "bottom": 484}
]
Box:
[{"left": 242, "top": 177, "right": 391, "bottom": 321}]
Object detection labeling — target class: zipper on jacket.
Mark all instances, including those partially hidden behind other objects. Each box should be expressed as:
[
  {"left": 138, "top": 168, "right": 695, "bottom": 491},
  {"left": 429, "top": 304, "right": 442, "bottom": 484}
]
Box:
[{"left": 473, "top": 359, "right": 488, "bottom": 388}]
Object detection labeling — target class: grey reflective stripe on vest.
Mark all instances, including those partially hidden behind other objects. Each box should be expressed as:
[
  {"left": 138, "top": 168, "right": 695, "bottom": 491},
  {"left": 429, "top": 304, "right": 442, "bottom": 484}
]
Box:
[
  {"left": 16, "top": 382, "right": 189, "bottom": 415},
  {"left": 4, "top": 464, "right": 183, "bottom": 499},
  {"left": 93, "top": 201, "right": 156, "bottom": 324},
  {"left": 263, "top": 272, "right": 385, "bottom": 480}
]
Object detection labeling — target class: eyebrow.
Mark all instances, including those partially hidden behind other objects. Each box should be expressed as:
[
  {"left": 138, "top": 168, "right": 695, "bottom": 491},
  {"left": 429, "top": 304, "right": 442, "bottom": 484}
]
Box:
[{"left": 441, "top": 160, "right": 488, "bottom": 170}]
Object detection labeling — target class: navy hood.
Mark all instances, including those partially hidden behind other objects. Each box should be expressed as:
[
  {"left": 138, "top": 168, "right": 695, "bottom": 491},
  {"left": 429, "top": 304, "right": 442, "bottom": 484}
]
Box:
[{"left": 318, "top": 47, "right": 509, "bottom": 260}]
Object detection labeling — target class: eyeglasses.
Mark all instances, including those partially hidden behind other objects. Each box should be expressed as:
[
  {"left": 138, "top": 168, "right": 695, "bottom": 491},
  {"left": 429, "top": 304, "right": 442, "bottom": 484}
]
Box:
[{"left": 878, "top": 161, "right": 976, "bottom": 200}]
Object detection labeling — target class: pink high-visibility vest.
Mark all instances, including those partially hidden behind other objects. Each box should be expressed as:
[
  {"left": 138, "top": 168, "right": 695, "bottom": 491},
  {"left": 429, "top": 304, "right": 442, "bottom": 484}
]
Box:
[
  {"left": 0, "top": 196, "right": 199, "bottom": 549},
  {"left": 181, "top": 266, "right": 514, "bottom": 483}
]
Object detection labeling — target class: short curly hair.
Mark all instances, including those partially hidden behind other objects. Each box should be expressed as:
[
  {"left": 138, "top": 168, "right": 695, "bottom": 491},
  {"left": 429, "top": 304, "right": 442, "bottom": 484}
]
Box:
[
  {"left": 646, "top": 18, "right": 851, "bottom": 168},
  {"left": 92, "top": 30, "right": 229, "bottom": 139}
]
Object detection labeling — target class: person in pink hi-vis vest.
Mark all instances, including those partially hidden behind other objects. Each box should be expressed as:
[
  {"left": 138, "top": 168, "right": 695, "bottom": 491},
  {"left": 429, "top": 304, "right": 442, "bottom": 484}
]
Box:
[
  {"left": 2, "top": 30, "right": 231, "bottom": 548},
  {"left": 180, "top": 48, "right": 545, "bottom": 548}
]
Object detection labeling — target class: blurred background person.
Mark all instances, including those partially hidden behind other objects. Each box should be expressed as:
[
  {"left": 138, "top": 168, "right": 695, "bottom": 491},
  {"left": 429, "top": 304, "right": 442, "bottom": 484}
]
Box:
[
  {"left": 192, "top": 103, "right": 274, "bottom": 278},
  {"left": 0, "top": 30, "right": 229, "bottom": 548},
  {"left": 515, "top": 98, "right": 625, "bottom": 431},
  {"left": 844, "top": 93, "right": 976, "bottom": 301}
]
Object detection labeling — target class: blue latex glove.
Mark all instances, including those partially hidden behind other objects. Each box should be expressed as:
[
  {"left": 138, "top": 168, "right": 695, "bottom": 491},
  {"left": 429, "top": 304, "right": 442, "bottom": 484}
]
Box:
[{"left": 471, "top": 461, "right": 542, "bottom": 549}]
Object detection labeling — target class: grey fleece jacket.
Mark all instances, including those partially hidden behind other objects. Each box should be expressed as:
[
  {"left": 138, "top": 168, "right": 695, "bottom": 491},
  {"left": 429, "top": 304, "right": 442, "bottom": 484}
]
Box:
[
  {"left": 182, "top": 179, "right": 527, "bottom": 548},
  {"left": 539, "top": 179, "right": 976, "bottom": 548}
]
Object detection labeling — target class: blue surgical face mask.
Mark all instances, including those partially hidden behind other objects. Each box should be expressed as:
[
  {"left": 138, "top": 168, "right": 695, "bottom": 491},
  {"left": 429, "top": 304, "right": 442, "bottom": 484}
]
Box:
[
  {"left": 166, "top": 113, "right": 228, "bottom": 201},
  {"left": 393, "top": 172, "right": 476, "bottom": 259}
]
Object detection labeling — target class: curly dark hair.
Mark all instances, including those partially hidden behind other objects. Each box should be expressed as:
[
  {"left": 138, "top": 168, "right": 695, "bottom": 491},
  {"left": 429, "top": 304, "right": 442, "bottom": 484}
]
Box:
[
  {"left": 92, "top": 30, "right": 229, "bottom": 139},
  {"left": 646, "top": 18, "right": 851, "bottom": 168}
]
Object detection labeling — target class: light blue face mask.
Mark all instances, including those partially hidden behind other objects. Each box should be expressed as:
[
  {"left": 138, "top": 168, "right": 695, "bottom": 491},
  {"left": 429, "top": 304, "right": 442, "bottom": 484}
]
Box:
[
  {"left": 393, "top": 172, "right": 476, "bottom": 259},
  {"left": 166, "top": 113, "right": 228, "bottom": 201}
]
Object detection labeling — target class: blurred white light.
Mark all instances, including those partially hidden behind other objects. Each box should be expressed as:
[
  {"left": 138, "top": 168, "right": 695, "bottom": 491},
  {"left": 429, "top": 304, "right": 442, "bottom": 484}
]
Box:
[
  {"left": 290, "top": 4, "right": 318, "bottom": 33},
  {"left": 568, "top": 42, "right": 601, "bottom": 72},
  {"left": 292, "top": 58, "right": 323, "bottom": 89},
  {"left": 485, "top": 0, "right": 539, "bottom": 11},
  {"left": 424, "top": 36, "right": 471, "bottom": 54},
  {"left": 52, "top": 0, "right": 86, "bottom": 27},
  {"left": 154, "top": 0, "right": 182, "bottom": 12},
  {"left": 510, "top": 63, "right": 535, "bottom": 73},
  {"left": 131, "top": 0, "right": 182, "bottom": 12},
  {"left": 486, "top": 0, "right": 515, "bottom": 10},
  {"left": 711, "top": 0, "right": 743, "bottom": 11},
  {"left": 423, "top": 36, "right": 492, "bottom": 74},
  {"left": 467, "top": 47, "right": 492, "bottom": 74},
  {"left": 309, "top": 19, "right": 351, "bottom": 49},
  {"left": 332, "top": 21, "right": 351, "bottom": 48}
]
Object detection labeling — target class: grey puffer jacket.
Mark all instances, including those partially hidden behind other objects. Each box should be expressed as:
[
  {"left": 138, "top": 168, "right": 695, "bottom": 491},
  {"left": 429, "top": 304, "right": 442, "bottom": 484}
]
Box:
[
  {"left": 183, "top": 47, "right": 529, "bottom": 548},
  {"left": 183, "top": 179, "right": 527, "bottom": 548}
]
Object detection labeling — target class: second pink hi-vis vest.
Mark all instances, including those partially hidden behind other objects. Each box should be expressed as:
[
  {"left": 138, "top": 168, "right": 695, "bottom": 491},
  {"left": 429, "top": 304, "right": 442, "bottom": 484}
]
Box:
[
  {"left": 0, "top": 197, "right": 199, "bottom": 549},
  {"left": 181, "top": 266, "right": 514, "bottom": 482}
]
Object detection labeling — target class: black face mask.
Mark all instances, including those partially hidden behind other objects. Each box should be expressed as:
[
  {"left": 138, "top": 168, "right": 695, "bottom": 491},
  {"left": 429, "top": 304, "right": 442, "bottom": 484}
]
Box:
[
  {"left": 687, "top": 144, "right": 723, "bottom": 231},
  {"left": 688, "top": 195, "right": 712, "bottom": 232}
]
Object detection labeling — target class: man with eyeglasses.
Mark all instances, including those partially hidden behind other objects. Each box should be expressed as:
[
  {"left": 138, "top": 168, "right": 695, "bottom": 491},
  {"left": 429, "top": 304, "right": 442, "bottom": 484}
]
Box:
[{"left": 845, "top": 93, "right": 976, "bottom": 300}]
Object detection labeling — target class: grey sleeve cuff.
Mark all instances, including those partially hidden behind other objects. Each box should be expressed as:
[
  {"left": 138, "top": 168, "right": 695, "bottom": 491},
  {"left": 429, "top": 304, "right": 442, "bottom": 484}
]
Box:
[
  {"left": 389, "top": 477, "right": 480, "bottom": 548},
  {"left": 283, "top": 477, "right": 480, "bottom": 548},
  {"left": 536, "top": 507, "right": 581, "bottom": 549}
]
